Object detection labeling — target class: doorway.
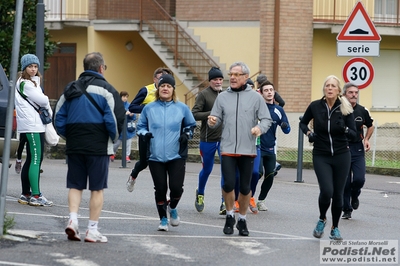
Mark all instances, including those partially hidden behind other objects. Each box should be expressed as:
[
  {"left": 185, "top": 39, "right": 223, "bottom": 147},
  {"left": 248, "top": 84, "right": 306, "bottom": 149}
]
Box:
[{"left": 44, "top": 43, "right": 76, "bottom": 100}]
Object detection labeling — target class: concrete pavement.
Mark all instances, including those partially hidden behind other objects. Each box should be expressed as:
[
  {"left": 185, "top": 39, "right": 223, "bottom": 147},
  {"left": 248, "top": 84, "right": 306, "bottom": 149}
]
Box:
[{"left": 1, "top": 159, "right": 399, "bottom": 266}]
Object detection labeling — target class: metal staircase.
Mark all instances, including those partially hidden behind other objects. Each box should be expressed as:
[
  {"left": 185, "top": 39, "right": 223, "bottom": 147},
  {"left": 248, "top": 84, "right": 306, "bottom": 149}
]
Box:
[{"left": 139, "top": 0, "right": 226, "bottom": 102}]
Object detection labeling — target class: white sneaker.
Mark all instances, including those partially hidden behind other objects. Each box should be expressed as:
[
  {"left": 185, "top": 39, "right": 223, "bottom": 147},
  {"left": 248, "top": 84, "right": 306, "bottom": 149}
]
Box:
[
  {"left": 84, "top": 229, "right": 108, "bottom": 243},
  {"left": 158, "top": 217, "right": 169, "bottom": 231},
  {"left": 29, "top": 195, "right": 53, "bottom": 206},
  {"left": 168, "top": 206, "right": 180, "bottom": 227},
  {"left": 65, "top": 220, "right": 81, "bottom": 241},
  {"left": 126, "top": 176, "right": 136, "bottom": 192},
  {"left": 257, "top": 200, "right": 268, "bottom": 211}
]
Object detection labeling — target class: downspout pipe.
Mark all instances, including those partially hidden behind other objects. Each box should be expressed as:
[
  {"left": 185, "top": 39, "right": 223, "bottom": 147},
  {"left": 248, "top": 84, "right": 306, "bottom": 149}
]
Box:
[{"left": 273, "top": 0, "right": 280, "bottom": 91}]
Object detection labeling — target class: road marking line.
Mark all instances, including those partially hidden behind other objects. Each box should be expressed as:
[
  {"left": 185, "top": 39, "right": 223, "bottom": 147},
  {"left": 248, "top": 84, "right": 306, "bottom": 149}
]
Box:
[
  {"left": 0, "top": 262, "right": 44, "bottom": 266},
  {"left": 6, "top": 196, "right": 312, "bottom": 241},
  {"left": 8, "top": 211, "right": 311, "bottom": 240},
  {"left": 49, "top": 253, "right": 99, "bottom": 266},
  {"left": 127, "top": 237, "right": 194, "bottom": 262},
  {"left": 225, "top": 239, "right": 279, "bottom": 255}
]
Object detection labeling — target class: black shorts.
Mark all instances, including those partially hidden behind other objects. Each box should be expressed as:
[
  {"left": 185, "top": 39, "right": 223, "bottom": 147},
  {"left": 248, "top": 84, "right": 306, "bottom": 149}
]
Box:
[{"left": 66, "top": 154, "right": 109, "bottom": 191}]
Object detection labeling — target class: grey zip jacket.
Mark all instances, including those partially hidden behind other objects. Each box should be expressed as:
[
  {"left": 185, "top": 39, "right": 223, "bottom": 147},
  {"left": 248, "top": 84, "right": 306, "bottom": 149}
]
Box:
[{"left": 210, "top": 85, "right": 272, "bottom": 156}]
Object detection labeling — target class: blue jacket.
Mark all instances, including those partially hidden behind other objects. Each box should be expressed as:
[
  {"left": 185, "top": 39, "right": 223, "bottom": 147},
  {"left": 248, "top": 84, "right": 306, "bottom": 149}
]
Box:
[
  {"left": 55, "top": 71, "right": 126, "bottom": 155},
  {"left": 119, "top": 101, "right": 137, "bottom": 140},
  {"left": 260, "top": 103, "right": 291, "bottom": 155},
  {"left": 137, "top": 99, "right": 196, "bottom": 162}
]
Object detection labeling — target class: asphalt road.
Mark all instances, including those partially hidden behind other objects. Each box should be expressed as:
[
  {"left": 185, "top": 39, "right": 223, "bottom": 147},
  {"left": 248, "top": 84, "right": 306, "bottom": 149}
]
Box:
[{"left": 1, "top": 159, "right": 399, "bottom": 266}]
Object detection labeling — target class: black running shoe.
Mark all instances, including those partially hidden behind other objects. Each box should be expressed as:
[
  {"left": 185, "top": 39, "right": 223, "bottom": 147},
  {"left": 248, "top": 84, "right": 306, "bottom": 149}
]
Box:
[
  {"left": 223, "top": 215, "right": 236, "bottom": 235},
  {"left": 351, "top": 198, "right": 359, "bottom": 210},
  {"left": 341, "top": 211, "right": 352, "bottom": 219},
  {"left": 236, "top": 219, "right": 249, "bottom": 236}
]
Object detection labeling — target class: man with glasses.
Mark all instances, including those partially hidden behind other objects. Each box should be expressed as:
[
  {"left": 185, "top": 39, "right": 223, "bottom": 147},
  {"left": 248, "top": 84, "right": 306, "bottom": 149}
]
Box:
[
  {"left": 208, "top": 62, "right": 272, "bottom": 236},
  {"left": 127, "top": 67, "right": 172, "bottom": 192}
]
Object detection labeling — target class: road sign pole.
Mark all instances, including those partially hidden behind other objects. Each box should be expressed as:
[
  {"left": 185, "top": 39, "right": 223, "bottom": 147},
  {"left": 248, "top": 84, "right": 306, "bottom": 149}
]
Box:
[{"left": 0, "top": 0, "right": 24, "bottom": 237}]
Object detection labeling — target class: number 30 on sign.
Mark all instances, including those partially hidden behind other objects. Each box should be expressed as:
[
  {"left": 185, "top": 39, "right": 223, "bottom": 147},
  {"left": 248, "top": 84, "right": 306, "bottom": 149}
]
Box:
[{"left": 342, "top": 57, "right": 374, "bottom": 89}]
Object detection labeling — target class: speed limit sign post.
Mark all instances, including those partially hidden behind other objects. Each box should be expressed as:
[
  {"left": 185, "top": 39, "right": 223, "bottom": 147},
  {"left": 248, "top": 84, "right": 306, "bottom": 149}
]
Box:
[{"left": 342, "top": 57, "right": 374, "bottom": 89}]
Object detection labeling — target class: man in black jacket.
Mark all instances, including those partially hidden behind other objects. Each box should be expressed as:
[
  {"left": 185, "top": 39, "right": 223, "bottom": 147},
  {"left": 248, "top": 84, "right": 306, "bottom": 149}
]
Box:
[
  {"left": 192, "top": 67, "right": 224, "bottom": 214},
  {"left": 341, "top": 82, "right": 374, "bottom": 219}
]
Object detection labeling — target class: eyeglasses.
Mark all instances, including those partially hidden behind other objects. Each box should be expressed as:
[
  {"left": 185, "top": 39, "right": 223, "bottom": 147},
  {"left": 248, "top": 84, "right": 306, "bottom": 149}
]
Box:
[
  {"left": 103, "top": 65, "right": 107, "bottom": 71},
  {"left": 228, "top": 73, "right": 246, "bottom": 77}
]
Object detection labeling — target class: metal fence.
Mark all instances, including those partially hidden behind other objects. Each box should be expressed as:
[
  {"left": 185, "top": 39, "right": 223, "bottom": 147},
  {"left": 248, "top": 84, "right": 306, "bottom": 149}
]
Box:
[{"left": 181, "top": 120, "right": 400, "bottom": 169}]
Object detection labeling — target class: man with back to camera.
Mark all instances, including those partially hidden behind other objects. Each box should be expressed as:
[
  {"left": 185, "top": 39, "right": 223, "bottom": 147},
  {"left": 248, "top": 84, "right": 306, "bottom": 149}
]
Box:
[{"left": 55, "top": 52, "right": 126, "bottom": 243}]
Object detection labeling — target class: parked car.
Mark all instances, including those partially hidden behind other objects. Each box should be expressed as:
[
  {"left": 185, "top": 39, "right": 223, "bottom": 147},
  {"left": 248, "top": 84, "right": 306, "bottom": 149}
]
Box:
[{"left": 0, "top": 64, "right": 19, "bottom": 163}]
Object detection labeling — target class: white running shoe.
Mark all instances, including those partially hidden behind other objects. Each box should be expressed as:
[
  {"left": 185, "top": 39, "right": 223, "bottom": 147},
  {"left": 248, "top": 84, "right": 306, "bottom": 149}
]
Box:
[
  {"left": 158, "top": 217, "right": 169, "bottom": 231},
  {"left": 29, "top": 195, "right": 53, "bottom": 207},
  {"left": 84, "top": 229, "right": 108, "bottom": 243},
  {"left": 65, "top": 220, "right": 81, "bottom": 241},
  {"left": 257, "top": 200, "right": 268, "bottom": 211},
  {"left": 168, "top": 206, "right": 180, "bottom": 227},
  {"left": 126, "top": 176, "right": 136, "bottom": 192}
]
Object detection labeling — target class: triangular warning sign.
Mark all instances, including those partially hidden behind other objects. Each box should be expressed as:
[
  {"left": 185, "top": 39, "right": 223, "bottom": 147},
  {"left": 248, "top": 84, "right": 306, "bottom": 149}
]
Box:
[{"left": 337, "top": 1, "right": 381, "bottom": 41}]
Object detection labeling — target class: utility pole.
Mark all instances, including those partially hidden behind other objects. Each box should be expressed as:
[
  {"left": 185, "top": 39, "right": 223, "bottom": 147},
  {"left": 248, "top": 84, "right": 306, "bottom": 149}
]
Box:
[
  {"left": 0, "top": 0, "right": 24, "bottom": 237},
  {"left": 36, "top": 0, "right": 45, "bottom": 88}
]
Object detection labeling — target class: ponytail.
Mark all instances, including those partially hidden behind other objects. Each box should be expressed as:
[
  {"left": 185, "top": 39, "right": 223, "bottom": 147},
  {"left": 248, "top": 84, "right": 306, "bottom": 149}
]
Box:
[{"left": 339, "top": 95, "right": 353, "bottom": 115}]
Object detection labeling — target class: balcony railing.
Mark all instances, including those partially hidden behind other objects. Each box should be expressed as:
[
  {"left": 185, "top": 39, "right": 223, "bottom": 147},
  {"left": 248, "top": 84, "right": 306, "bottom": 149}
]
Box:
[
  {"left": 313, "top": 0, "right": 400, "bottom": 25},
  {"left": 44, "top": 0, "right": 400, "bottom": 26},
  {"left": 44, "top": 0, "right": 89, "bottom": 21}
]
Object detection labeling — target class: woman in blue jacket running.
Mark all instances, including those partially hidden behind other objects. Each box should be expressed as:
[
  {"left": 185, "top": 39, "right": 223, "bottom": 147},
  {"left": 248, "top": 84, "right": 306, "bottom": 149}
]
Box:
[{"left": 136, "top": 74, "right": 196, "bottom": 232}]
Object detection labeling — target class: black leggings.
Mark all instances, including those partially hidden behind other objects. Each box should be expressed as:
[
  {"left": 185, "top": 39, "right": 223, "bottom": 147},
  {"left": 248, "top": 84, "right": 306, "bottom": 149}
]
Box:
[
  {"left": 221, "top": 155, "right": 253, "bottom": 195},
  {"left": 17, "top": 133, "right": 27, "bottom": 160},
  {"left": 313, "top": 151, "right": 351, "bottom": 228},
  {"left": 258, "top": 153, "right": 276, "bottom": 201},
  {"left": 130, "top": 134, "right": 150, "bottom": 178},
  {"left": 148, "top": 159, "right": 186, "bottom": 219}
]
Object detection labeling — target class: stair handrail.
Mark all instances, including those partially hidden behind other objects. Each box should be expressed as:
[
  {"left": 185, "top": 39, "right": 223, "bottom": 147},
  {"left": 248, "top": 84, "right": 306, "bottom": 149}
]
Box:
[
  {"left": 139, "top": 0, "right": 220, "bottom": 82},
  {"left": 184, "top": 79, "right": 208, "bottom": 104}
]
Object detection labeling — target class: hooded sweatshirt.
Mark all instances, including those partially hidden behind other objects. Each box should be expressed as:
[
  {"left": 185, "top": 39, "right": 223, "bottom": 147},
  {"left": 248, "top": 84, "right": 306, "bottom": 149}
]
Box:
[{"left": 55, "top": 71, "right": 126, "bottom": 155}]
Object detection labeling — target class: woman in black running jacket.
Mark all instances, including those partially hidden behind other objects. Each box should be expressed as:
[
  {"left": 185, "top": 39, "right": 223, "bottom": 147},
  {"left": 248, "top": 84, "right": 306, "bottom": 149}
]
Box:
[{"left": 300, "top": 75, "right": 356, "bottom": 241}]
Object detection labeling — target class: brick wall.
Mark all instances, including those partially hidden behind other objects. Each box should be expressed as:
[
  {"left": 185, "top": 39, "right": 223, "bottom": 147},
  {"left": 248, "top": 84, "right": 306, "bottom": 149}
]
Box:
[
  {"left": 94, "top": 0, "right": 176, "bottom": 20},
  {"left": 96, "top": 0, "right": 141, "bottom": 19},
  {"left": 176, "top": 0, "right": 259, "bottom": 21},
  {"left": 88, "top": 0, "right": 96, "bottom": 20},
  {"left": 260, "top": 0, "right": 313, "bottom": 113}
]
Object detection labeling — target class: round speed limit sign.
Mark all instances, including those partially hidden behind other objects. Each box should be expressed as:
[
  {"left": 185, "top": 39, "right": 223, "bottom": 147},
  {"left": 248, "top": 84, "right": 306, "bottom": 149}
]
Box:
[{"left": 342, "top": 57, "right": 374, "bottom": 89}]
